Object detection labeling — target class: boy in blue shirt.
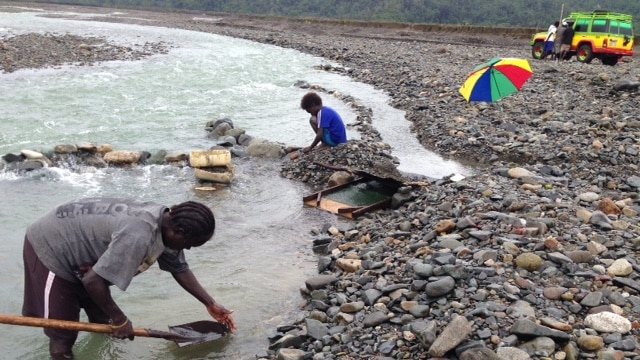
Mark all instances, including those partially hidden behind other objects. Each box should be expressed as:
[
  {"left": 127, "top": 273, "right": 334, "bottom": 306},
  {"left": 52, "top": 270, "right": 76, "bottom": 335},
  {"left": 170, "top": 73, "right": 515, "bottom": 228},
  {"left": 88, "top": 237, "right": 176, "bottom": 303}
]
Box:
[{"left": 300, "top": 92, "right": 347, "bottom": 153}]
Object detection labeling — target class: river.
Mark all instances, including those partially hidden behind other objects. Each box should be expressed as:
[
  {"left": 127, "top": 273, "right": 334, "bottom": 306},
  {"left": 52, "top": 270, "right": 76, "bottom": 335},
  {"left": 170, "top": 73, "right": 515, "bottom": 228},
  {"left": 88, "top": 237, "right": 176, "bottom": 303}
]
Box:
[{"left": 0, "top": 5, "right": 470, "bottom": 359}]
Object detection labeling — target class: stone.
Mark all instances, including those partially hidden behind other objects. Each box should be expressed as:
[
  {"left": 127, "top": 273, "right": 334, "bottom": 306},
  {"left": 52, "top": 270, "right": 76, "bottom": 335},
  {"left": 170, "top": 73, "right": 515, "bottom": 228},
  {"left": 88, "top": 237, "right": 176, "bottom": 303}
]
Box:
[
  {"left": 577, "top": 192, "right": 599, "bottom": 202},
  {"left": 507, "top": 167, "right": 533, "bottom": 178},
  {"left": 496, "top": 346, "right": 530, "bottom": 360},
  {"left": 606, "top": 258, "right": 633, "bottom": 276},
  {"left": 277, "top": 348, "right": 305, "bottom": 360},
  {"left": 54, "top": 144, "right": 77, "bottom": 154},
  {"left": 340, "top": 301, "right": 364, "bottom": 313},
  {"left": 336, "top": 258, "right": 362, "bottom": 272},
  {"left": 327, "top": 171, "right": 354, "bottom": 187},
  {"left": 246, "top": 138, "right": 284, "bottom": 158},
  {"left": 362, "top": 311, "right": 389, "bottom": 328},
  {"left": 584, "top": 312, "right": 632, "bottom": 333},
  {"left": 576, "top": 334, "right": 604, "bottom": 351},
  {"left": 459, "top": 347, "right": 500, "bottom": 360},
  {"left": 515, "top": 253, "right": 543, "bottom": 271},
  {"left": 76, "top": 142, "right": 97, "bottom": 152},
  {"left": 510, "top": 319, "right": 570, "bottom": 341},
  {"left": 428, "top": 315, "right": 473, "bottom": 357},
  {"left": 96, "top": 144, "right": 113, "bottom": 154},
  {"left": 103, "top": 150, "right": 141, "bottom": 164},
  {"left": 435, "top": 219, "right": 456, "bottom": 234},
  {"left": 165, "top": 151, "right": 189, "bottom": 162},
  {"left": 425, "top": 276, "right": 456, "bottom": 297},
  {"left": 305, "top": 318, "right": 329, "bottom": 340},
  {"left": 305, "top": 275, "right": 338, "bottom": 291},
  {"left": 20, "top": 149, "right": 44, "bottom": 159},
  {"left": 595, "top": 198, "right": 621, "bottom": 216}
]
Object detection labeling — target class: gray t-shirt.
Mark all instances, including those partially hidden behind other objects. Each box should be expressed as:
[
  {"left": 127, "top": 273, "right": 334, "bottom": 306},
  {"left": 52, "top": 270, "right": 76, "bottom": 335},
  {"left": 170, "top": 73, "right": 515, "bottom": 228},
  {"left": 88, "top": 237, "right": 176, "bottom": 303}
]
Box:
[{"left": 26, "top": 198, "right": 188, "bottom": 291}]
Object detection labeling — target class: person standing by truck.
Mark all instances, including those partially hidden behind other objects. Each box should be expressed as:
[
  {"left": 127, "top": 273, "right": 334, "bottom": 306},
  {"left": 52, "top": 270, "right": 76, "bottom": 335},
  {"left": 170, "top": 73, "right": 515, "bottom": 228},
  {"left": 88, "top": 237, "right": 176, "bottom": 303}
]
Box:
[
  {"left": 554, "top": 21, "right": 566, "bottom": 60},
  {"left": 543, "top": 21, "right": 559, "bottom": 60},
  {"left": 559, "top": 21, "right": 575, "bottom": 61}
]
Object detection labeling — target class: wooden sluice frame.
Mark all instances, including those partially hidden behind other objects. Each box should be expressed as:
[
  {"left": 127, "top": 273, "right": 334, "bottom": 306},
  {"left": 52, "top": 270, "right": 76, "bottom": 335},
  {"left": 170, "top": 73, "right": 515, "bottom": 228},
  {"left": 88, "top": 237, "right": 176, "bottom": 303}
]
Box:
[{"left": 303, "top": 177, "right": 394, "bottom": 219}]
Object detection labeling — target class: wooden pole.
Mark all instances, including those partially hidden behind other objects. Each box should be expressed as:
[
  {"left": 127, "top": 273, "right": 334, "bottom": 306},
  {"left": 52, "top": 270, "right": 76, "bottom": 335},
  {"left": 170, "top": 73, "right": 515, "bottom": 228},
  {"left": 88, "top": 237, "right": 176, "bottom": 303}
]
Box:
[
  {"left": 0, "top": 314, "right": 183, "bottom": 341},
  {"left": 559, "top": 3, "right": 565, "bottom": 22}
]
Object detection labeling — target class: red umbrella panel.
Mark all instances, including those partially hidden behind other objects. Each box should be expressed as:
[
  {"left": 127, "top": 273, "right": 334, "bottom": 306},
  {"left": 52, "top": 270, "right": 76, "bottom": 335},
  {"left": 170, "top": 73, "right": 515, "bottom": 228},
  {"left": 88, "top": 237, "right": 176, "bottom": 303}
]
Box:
[{"left": 459, "top": 57, "right": 533, "bottom": 102}]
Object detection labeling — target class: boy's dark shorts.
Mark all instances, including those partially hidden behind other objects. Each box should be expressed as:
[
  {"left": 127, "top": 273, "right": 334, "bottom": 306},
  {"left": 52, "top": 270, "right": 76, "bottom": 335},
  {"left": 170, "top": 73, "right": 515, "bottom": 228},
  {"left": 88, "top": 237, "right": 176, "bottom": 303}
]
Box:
[{"left": 322, "top": 131, "right": 336, "bottom": 147}]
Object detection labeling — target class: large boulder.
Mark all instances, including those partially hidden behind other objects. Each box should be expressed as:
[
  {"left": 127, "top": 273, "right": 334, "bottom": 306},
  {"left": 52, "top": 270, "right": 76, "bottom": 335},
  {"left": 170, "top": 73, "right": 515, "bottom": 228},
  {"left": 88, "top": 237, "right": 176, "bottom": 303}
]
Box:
[{"left": 246, "top": 139, "right": 284, "bottom": 158}]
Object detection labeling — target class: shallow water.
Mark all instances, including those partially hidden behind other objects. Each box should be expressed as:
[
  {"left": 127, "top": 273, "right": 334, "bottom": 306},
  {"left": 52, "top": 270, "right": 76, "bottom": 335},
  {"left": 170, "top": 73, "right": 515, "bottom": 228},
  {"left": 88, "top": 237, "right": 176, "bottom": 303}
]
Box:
[{"left": 0, "top": 6, "right": 471, "bottom": 359}]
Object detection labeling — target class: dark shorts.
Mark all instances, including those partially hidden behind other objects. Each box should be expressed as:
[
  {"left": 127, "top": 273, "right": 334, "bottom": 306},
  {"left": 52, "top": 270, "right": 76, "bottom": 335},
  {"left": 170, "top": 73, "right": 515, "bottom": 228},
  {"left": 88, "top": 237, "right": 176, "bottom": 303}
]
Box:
[
  {"left": 322, "top": 131, "right": 337, "bottom": 147},
  {"left": 544, "top": 41, "right": 554, "bottom": 51},
  {"left": 22, "top": 238, "right": 109, "bottom": 346}
]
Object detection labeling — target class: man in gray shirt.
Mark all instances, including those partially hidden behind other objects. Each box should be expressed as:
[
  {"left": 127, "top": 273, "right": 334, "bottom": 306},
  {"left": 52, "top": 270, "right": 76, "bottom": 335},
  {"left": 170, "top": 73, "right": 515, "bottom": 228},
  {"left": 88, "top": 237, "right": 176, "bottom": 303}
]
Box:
[{"left": 22, "top": 198, "right": 237, "bottom": 359}]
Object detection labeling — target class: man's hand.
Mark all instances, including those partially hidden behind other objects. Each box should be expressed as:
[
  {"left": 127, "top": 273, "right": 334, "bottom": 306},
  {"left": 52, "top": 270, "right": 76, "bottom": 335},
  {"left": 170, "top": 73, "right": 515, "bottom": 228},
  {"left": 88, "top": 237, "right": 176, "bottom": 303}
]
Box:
[
  {"left": 206, "top": 303, "right": 237, "bottom": 333},
  {"left": 111, "top": 317, "right": 134, "bottom": 340},
  {"left": 171, "top": 270, "right": 237, "bottom": 333},
  {"left": 80, "top": 268, "right": 133, "bottom": 340}
]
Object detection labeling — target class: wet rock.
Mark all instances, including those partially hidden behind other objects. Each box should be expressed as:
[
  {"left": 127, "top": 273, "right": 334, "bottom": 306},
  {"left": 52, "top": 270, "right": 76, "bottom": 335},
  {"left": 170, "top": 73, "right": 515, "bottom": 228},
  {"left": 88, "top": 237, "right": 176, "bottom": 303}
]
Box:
[
  {"left": 103, "top": 150, "right": 141, "bottom": 165},
  {"left": 54, "top": 144, "right": 77, "bottom": 154},
  {"left": 305, "top": 275, "right": 338, "bottom": 291},
  {"left": 246, "top": 139, "right": 285, "bottom": 158}
]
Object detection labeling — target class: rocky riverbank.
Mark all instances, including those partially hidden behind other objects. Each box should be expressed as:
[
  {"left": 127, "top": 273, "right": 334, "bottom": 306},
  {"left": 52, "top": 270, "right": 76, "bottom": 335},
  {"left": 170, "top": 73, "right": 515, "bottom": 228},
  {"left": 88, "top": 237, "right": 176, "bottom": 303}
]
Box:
[{"left": 2, "top": 3, "right": 640, "bottom": 360}]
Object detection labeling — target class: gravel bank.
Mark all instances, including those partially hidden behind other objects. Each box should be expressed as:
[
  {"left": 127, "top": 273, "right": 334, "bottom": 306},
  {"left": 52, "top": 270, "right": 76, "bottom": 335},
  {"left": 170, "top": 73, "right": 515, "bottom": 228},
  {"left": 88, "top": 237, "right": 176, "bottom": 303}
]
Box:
[{"left": 2, "top": 3, "right": 640, "bottom": 360}]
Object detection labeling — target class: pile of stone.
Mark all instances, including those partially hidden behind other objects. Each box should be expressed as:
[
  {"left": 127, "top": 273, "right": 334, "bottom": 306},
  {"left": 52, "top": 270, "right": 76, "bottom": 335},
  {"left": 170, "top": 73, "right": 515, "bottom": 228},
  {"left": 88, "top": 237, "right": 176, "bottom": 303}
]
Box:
[
  {"left": 268, "top": 155, "right": 640, "bottom": 360},
  {"left": 0, "top": 118, "right": 293, "bottom": 176},
  {"left": 0, "top": 32, "right": 170, "bottom": 73},
  {"left": 0, "top": 142, "right": 189, "bottom": 173}
]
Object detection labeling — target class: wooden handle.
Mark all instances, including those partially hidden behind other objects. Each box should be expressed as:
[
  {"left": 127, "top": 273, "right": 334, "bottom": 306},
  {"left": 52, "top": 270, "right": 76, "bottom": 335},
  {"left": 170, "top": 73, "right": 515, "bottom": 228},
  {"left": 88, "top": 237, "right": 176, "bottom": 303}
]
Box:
[{"left": 0, "top": 314, "right": 152, "bottom": 337}]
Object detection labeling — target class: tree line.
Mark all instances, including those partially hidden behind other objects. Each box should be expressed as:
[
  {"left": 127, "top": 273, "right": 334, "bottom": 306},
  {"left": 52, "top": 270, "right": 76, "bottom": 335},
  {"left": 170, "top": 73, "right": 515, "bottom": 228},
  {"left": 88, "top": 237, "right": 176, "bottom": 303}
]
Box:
[{"left": 14, "top": 0, "right": 640, "bottom": 31}]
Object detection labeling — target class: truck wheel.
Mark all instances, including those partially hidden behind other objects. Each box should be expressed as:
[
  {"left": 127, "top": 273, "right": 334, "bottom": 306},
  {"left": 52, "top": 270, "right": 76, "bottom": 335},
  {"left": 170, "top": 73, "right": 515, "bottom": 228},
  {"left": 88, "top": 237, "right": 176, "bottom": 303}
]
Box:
[
  {"left": 577, "top": 44, "right": 593, "bottom": 63},
  {"left": 531, "top": 41, "right": 545, "bottom": 60},
  {"left": 601, "top": 56, "right": 619, "bottom": 66}
]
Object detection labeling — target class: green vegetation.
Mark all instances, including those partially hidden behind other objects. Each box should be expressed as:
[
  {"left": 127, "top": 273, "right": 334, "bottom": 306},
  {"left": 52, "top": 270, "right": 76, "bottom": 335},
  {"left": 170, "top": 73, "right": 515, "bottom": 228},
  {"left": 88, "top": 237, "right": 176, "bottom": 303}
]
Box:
[{"left": 12, "top": 0, "right": 640, "bottom": 31}]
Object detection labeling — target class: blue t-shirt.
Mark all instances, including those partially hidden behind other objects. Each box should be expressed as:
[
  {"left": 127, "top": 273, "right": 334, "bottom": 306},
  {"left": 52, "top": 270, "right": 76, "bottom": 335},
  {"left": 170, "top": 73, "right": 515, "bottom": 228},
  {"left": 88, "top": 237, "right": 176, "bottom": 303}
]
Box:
[{"left": 319, "top": 106, "right": 347, "bottom": 146}]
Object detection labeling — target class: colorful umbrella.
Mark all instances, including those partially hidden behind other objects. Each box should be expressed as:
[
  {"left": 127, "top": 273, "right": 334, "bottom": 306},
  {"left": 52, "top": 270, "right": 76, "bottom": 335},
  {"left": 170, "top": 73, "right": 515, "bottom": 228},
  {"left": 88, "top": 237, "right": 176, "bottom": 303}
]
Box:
[{"left": 459, "top": 57, "right": 533, "bottom": 102}]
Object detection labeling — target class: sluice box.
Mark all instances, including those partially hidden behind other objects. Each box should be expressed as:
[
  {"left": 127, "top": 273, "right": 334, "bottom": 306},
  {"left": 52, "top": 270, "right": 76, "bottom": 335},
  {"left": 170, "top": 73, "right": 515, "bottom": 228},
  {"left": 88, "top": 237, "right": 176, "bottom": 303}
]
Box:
[{"left": 303, "top": 176, "right": 401, "bottom": 219}]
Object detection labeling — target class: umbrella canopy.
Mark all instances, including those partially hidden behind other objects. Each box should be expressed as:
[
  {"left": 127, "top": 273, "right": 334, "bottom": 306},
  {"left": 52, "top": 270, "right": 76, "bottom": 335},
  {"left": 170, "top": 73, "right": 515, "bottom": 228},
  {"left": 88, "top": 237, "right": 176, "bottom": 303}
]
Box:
[{"left": 459, "top": 57, "right": 533, "bottom": 102}]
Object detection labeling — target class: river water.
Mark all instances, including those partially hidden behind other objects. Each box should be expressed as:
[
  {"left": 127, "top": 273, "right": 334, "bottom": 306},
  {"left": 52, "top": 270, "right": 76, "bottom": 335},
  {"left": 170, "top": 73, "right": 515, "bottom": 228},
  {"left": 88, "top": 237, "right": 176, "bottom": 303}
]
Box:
[{"left": 0, "top": 6, "right": 471, "bottom": 359}]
